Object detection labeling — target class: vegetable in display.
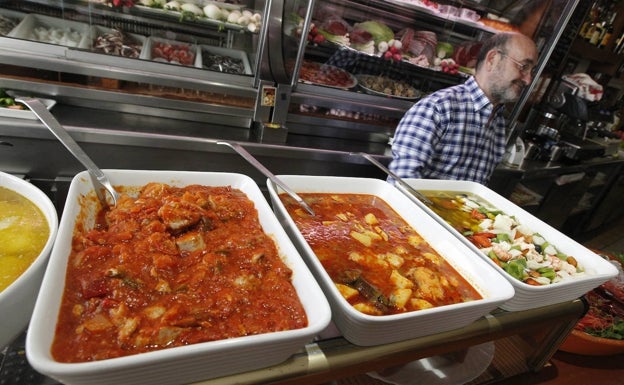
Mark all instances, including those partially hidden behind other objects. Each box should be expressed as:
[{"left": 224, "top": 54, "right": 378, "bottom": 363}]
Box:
[
  {"left": 576, "top": 255, "right": 624, "bottom": 340},
  {"left": 353, "top": 21, "right": 394, "bottom": 46},
  {"left": 424, "top": 192, "right": 586, "bottom": 286},
  {"left": 0, "top": 89, "right": 23, "bottom": 110}
]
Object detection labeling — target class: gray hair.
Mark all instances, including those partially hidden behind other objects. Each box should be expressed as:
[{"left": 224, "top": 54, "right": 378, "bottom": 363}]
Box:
[{"left": 475, "top": 33, "right": 517, "bottom": 71}]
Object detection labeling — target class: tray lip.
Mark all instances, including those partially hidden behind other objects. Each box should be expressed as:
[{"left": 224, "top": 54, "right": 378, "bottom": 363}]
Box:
[
  {"left": 266, "top": 175, "right": 515, "bottom": 324},
  {"left": 396, "top": 178, "right": 620, "bottom": 292},
  {"left": 27, "top": 170, "right": 331, "bottom": 378}
]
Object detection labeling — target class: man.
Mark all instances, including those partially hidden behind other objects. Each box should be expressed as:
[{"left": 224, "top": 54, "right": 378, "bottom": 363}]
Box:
[{"left": 388, "top": 32, "right": 538, "bottom": 184}]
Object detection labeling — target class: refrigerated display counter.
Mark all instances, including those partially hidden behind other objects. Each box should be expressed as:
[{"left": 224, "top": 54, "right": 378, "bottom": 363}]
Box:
[
  {"left": 1, "top": 0, "right": 580, "bottom": 153},
  {"left": 0, "top": 1, "right": 610, "bottom": 383},
  {"left": 0, "top": 112, "right": 589, "bottom": 385}
]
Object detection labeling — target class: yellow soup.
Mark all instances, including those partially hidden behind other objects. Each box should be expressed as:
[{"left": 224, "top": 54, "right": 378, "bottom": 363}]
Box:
[{"left": 0, "top": 186, "right": 50, "bottom": 292}]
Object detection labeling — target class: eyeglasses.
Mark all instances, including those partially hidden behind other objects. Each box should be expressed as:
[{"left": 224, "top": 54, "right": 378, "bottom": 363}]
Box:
[{"left": 497, "top": 50, "right": 535, "bottom": 77}]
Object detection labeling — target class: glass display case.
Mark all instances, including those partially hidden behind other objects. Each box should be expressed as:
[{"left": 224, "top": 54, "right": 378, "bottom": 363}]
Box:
[
  {"left": 271, "top": 0, "right": 580, "bottom": 153},
  {"left": 0, "top": 3, "right": 609, "bottom": 383},
  {"left": 0, "top": 0, "right": 579, "bottom": 152},
  {"left": 0, "top": 0, "right": 268, "bottom": 131}
]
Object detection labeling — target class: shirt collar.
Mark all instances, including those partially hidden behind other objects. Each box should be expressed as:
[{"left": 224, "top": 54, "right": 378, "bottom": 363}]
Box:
[{"left": 465, "top": 76, "right": 492, "bottom": 113}]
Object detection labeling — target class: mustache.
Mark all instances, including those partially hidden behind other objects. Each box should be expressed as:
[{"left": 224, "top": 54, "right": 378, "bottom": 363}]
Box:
[{"left": 512, "top": 79, "right": 528, "bottom": 88}]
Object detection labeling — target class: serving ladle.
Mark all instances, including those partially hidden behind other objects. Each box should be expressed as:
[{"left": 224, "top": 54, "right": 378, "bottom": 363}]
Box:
[
  {"left": 354, "top": 152, "right": 435, "bottom": 207},
  {"left": 16, "top": 97, "right": 120, "bottom": 207},
  {"left": 216, "top": 141, "right": 315, "bottom": 216}
]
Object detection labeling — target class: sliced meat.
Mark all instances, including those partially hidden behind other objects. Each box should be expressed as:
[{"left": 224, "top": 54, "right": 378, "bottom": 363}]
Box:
[
  {"left": 175, "top": 231, "right": 206, "bottom": 253},
  {"left": 158, "top": 200, "right": 203, "bottom": 231}
]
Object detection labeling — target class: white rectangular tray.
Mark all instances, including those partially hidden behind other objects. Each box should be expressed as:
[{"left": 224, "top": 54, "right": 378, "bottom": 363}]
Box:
[
  {"left": 396, "top": 178, "right": 619, "bottom": 311},
  {"left": 27, "top": 170, "right": 331, "bottom": 385},
  {"left": 267, "top": 175, "right": 514, "bottom": 346},
  {"left": 8, "top": 14, "right": 90, "bottom": 48},
  {"left": 0, "top": 97, "right": 56, "bottom": 120},
  {"left": 140, "top": 36, "right": 200, "bottom": 67},
  {"left": 89, "top": 26, "right": 146, "bottom": 58},
  {"left": 197, "top": 44, "right": 252, "bottom": 75},
  {"left": 0, "top": 8, "right": 26, "bottom": 36}
]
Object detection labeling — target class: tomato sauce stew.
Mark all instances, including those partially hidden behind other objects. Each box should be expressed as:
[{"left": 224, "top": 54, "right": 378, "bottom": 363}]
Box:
[
  {"left": 280, "top": 193, "right": 482, "bottom": 316},
  {"left": 52, "top": 183, "right": 307, "bottom": 362}
]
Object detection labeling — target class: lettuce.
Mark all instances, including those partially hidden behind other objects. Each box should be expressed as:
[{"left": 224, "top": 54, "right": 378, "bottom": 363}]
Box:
[
  {"left": 317, "top": 29, "right": 350, "bottom": 46},
  {"left": 350, "top": 40, "right": 375, "bottom": 54},
  {"left": 353, "top": 21, "right": 394, "bottom": 45}
]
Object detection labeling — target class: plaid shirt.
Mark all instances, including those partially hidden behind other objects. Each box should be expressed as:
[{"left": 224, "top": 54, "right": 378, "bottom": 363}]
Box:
[{"left": 388, "top": 76, "right": 506, "bottom": 184}]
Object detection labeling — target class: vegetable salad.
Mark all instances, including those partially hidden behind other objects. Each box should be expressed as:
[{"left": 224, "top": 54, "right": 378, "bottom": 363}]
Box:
[{"left": 425, "top": 192, "right": 586, "bottom": 286}]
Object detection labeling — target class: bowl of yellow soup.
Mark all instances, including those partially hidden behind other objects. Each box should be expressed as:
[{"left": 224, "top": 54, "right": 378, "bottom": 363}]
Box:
[{"left": 0, "top": 171, "right": 58, "bottom": 349}]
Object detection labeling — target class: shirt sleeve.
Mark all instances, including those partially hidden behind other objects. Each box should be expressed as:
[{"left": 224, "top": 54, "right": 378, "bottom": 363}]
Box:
[{"left": 388, "top": 97, "right": 445, "bottom": 180}]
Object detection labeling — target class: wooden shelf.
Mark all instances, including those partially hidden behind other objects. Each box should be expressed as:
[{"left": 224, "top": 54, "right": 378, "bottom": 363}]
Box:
[{"left": 571, "top": 39, "right": 622, "bottom": 64}]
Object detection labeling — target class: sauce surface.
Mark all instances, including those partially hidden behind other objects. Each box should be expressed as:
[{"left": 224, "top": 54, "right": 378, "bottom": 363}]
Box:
[
  {"left": 280, "top": 193, "right": 481, "bottom": 316},
  {"left": 0, "top": 186, "right": 49, "bottom": 292},
  {"left": 52, "top": 183, "right": 307, "bottom": 362}
]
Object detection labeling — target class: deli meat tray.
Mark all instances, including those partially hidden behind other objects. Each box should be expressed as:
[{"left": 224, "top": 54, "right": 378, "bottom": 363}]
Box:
[
  {"left": 396, "top": 178, "right": 619, "bottom": 312},
  {"left": 267, "top": 175, "right": 514, "bottom": 346},
  {"left": 26, "top": 170, "right": 331, "bottom": 385}
]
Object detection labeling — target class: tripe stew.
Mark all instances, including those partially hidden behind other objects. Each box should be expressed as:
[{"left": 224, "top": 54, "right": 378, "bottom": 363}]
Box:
[
  {"left": 52, "top": 183, "right": 307, "bottom": 362},
  {"left": 279, "top": 193, "right": 482, "bottom": 316}
]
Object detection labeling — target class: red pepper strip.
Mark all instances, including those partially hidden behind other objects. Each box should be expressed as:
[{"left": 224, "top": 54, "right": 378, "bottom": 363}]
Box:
[
  {"left": 471, "top": 209, "right": 487, "bottom": 220},
  {"left": 524, "top": 277, "right": 542, "bottom": 286},
  {"left": 468, "top": 234, "right": 492, "bottom": 248}
]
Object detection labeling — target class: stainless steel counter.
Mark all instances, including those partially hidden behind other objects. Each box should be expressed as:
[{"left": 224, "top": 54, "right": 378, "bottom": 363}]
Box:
[
  {"left": 194, "top": 300, "right": 587, "bottom": 385},
  {"left": 3, "top": 103, "right": 623, "bottom": 232},
  {"left": 0, "top": 106, "right": 598, "bottom": 385},
  {"left": 0, "top": 104, "right": 389, "bottom": 192}
]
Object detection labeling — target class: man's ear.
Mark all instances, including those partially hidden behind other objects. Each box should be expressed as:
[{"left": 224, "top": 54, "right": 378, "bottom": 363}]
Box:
[{"left": 485, "top": 49, "right": 500, "bottom": 71}]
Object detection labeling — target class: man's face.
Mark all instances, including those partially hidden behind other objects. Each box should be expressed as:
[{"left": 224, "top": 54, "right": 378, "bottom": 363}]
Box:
[{"left": 489, "top": 38, "right": 538, "bottom": 104}]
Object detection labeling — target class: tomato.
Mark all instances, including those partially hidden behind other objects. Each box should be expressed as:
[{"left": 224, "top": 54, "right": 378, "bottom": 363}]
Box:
[
  {"left": 469, "top": 234, "right": 492, "bottom": 248},
  {"left": 577, "top": 313, "right": 610, "bottom": 330},
  {"left": 471, "top": 209, "right": 487, "bottom": 220},
  {"left": 151, "top": 42, "right": 195, "bottom": 66}
]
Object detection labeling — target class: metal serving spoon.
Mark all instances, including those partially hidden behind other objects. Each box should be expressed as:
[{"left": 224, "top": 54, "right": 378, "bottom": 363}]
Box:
[
  {"left": 217, "top": 141, "right": 315, "bottom": 216},
  {"left": 354, "top": 152, "right": 435, "bottom": 207},
  {"left": 16, "top": 97, "right": 120, "bottom": 207}
]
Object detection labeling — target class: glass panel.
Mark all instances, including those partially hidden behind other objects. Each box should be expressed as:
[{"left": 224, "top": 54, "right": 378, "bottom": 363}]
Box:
[
  {"left": 0, "top": 0, "right": 264, "bottom": 76},
  {"left": 0, "top": 0, "right": 266, "bottom": 118},
  {"left": 294, "top": 0, "right": 495, "bottom": 96},
  {"left": 281, "top": 0, "right": 314, "bottom": 81}
]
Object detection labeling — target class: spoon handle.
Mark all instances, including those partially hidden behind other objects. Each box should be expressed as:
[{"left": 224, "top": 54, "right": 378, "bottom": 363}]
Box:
[
  {"left": 16, "top": 97, "right": 119, "bottom": 205},
  {"left": 217, "top": 141, "right": 315, "bottom": 216},
  {"left": 356, "top": 152, "right": 434, "bottom": 207}
]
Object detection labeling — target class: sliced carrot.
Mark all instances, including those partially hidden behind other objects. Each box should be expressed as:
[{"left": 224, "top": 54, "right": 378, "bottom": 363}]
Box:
[
  {"left": 469, "top": 234, "right": 492, "bottom": 248},
  {"left": 471, "top": 209, "right": 487, "bottom": 220}
]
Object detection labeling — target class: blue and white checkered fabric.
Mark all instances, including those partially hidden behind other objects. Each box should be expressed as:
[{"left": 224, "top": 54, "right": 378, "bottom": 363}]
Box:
[{"left": 388, "top": 76, "right": 506, "bottom": 184}]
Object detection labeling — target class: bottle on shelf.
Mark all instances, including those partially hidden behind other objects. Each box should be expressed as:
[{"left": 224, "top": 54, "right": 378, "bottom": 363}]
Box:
[
  {"left": 580, "top": 2, "right": 598, "bottom": 39},
  {"left": 589, "top": 20, "right": 605, "bottom": 45},
  {"left": 599, "top": 10, "right": 616, "bottom": 48}
]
